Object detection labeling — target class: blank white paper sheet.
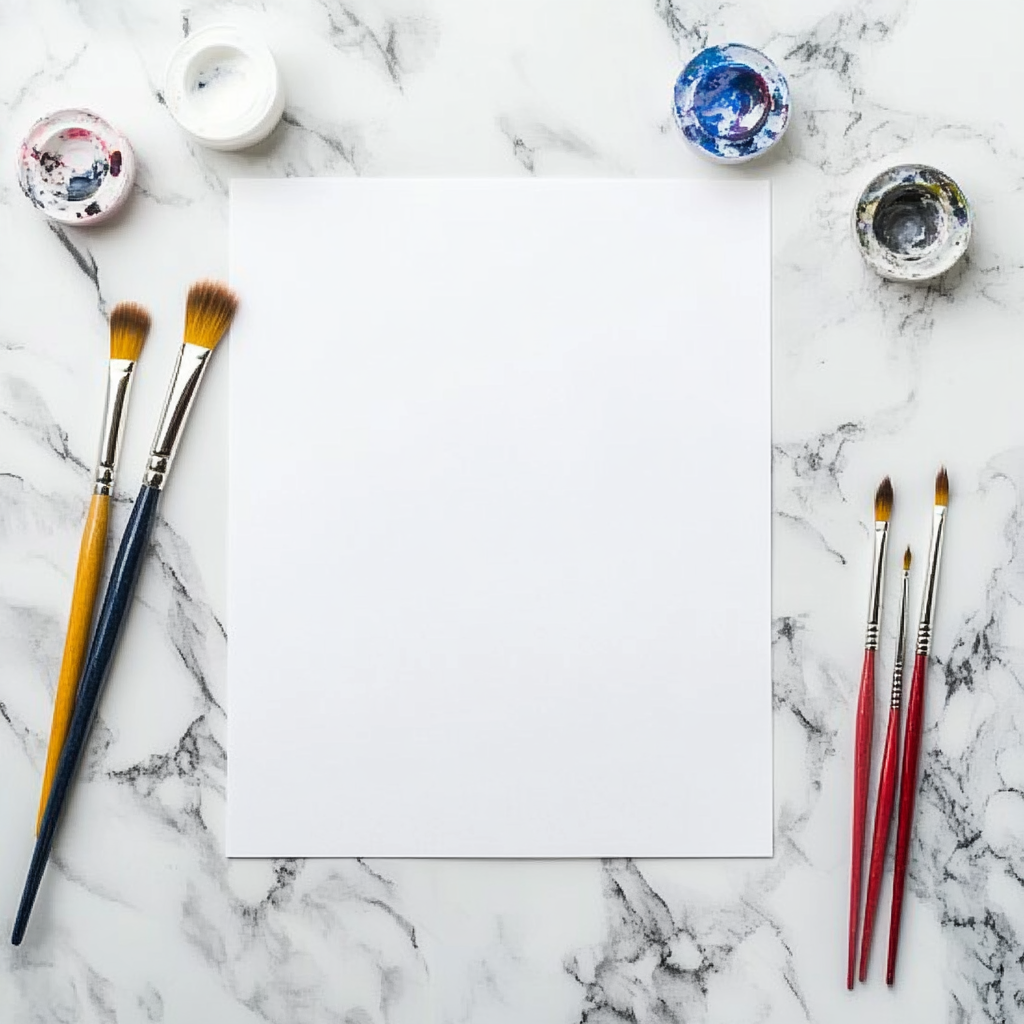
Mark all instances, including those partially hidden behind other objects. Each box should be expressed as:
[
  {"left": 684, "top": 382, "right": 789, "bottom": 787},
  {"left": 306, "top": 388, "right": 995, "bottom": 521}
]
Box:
[{"left": 227, "top": 178, "right": 772, "bottom": 858}]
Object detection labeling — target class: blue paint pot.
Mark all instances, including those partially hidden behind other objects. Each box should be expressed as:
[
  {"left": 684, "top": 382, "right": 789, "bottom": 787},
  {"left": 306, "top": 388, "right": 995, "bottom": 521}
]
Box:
[{"left": 673, "top": 44, "right": 790, "bottom": 163}]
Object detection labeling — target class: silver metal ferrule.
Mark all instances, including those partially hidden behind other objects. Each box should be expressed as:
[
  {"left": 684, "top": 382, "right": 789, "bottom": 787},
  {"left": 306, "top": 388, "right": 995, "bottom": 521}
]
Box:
[
  {"left": 93, "top": 358, "right": 136, "bottom": 496},
  {"left": 142, "top": 343, "right": 211, "bottom": 490},
  {"left": 890, "top": 569, "right": 910, "bottom": 708},
  {"left": 915, "top": 505, "right": 947, "bottom": 656},
  {"left": 864, "top": 521, "right": 889, "bottom": 649}
]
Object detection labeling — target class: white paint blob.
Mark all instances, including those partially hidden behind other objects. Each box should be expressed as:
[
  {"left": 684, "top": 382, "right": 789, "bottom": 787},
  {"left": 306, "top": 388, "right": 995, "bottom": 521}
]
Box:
[{"left": 165, "top": 26, "right": 284, "bottom": 151}]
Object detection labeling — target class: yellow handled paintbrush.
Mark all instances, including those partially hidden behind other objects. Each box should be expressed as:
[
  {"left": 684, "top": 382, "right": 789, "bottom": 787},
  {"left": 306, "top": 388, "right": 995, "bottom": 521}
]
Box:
[{"left": 35, "top": 302, "right": 150, "bottom": 832}]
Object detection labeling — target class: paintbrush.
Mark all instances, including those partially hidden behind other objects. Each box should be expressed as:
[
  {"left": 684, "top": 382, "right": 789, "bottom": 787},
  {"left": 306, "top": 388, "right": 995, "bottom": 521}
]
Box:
[
  {"left": 886, "top": 468, "right": 948, "bottom": 985},
  {"left": 858, "top": 545, "right": 911, "bottom": 981},
  {"left": 35, "top": 302, "right": 150, "bottom": 833},
  {"left": 847, "top": 475, "right": 892, "bottom": 988},
  {"left": 12, "top": 281, "right": 237, "bottom": 946}
]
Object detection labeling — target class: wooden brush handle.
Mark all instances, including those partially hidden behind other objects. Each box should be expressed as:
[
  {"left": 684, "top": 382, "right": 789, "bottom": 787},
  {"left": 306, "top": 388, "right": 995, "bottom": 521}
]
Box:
[
  {"left": 36, "top": 493, "right": 109, "bottom": 833},
  {"left": 847, "top": 648, "right": 875, "bottom": 988},
  {"left": 858, "top": 704, "right": 901, "bottom": 981},
  {"left": 12, "top": 484, "right": 161, "bottom": 946},
  {"left": 886, "top": 652, "right": 928, "bottom": 985}
]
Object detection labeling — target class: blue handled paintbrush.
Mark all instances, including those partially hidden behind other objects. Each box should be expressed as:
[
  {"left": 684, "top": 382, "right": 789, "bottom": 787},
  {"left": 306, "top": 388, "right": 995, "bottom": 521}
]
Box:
[{"left": 12, "top": 281, "right": 238, "bottom": 946}]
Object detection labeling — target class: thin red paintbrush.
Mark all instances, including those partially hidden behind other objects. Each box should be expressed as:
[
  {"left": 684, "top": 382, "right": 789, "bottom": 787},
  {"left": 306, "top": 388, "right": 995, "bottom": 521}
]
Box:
[
  {"left": 847, "top": 476, "right": 892, "bottom": 988},
  {"left": 886, "top": 468, "right": 948, "bottom": 985},
  {"left": 858, "top": 545, "right": 911, "bottom": 981}
]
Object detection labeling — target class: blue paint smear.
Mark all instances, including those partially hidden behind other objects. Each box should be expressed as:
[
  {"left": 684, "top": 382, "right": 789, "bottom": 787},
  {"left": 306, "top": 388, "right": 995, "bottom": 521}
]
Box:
[
  {"left": 692, "top": 64, "right": 770, "bottom": 142},
  {"left": 65, "top": 157, "right": 108, "bottom": 202}
]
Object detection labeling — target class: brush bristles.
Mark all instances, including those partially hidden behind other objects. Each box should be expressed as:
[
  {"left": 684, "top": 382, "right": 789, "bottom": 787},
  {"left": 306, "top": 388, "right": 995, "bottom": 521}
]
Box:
[
  {"left": 183, "top": 280, "right": 239, "bottom": 351},
  {"left": 874, "top": 476, "right": 893, "bottom": 523},
  {"left": 935, "top": 467, "right": 949, "bottom": 507},
  {"left": 903, "top": 546, "right": 912, "bottom": 571},
  {"left": 109, "top": 302, "right": 151, "bottom": 361}
]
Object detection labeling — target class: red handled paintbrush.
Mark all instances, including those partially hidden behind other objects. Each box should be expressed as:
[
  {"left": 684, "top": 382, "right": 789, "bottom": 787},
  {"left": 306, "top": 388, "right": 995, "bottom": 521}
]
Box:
[
  {"left": 847, "top": 476, "right": 892, "bottom": 988},
  {"left": 886, "top": 468, "right": 948, "bottom": 985},
  {"left": 858, "top": 545, "right": 911, "bottom": 981}
]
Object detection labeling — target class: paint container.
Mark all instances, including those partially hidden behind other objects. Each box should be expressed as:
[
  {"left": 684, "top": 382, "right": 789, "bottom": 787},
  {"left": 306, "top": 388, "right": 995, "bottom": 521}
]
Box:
[
  {"left": 854, "top": 165, "right": 972, "bottom": 283},
  {"left": 165, "top": 25, "right": 285, "bottom": 151},
  {"left": 17, "top": 109, "right": 135, "bottom": 225},
  {"left": 673, "top": 44, "right": 790, "bottom": 164}
]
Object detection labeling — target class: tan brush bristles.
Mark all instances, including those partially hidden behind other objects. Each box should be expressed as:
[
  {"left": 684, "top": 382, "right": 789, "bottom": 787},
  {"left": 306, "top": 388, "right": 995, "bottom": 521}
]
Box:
[
  {"left": 935, "top": 467, "right": 949, "bottom": 507},
  {"left": 109, "top": 302, "right": 151, "bottom": 361},
  {"left": 903, "top": 546, "right": 912, "bottom": 571},
  {"left": 183, "top": 280, "right": 239, "bottom": 351},
  {"left": 874, "top": 476, "right": 893, "bottom": 523}
]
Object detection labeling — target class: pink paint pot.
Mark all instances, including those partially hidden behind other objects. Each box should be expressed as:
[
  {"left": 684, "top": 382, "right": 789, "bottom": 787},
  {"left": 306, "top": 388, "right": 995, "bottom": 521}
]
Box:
[{"left": 17, "top": 109, "right": 136, "bottom": 226}]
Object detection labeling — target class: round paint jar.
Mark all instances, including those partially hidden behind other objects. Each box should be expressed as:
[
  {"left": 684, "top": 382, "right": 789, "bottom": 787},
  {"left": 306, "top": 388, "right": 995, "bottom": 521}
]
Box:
[
  {"left": 16, "top": 109, "right": 135, "bottom": 225},
  {"left": 165, "top": 25, "right": 285, "bottom": 151},
  {"left": 854, "top": 165, "right": 972, "bottom": 283},
  {"left": 673, "top": 44, "right": 790, "bottom": 163}
]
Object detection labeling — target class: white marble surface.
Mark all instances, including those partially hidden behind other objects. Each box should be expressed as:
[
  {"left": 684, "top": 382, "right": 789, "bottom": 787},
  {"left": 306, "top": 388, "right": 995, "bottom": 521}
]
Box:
[{"left": 1, "top": 1, "right": 1023, "bottom": 1021}]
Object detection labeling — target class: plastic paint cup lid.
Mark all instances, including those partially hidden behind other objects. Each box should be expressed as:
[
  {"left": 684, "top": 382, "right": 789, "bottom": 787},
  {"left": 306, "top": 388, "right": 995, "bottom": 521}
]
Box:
[
  {"left": 17, "top": 109, "right": 135, "bottom": 226},
  {"left": 165, "top": 25, "right": 285, "bottom": 151},
  {"left": 673, "top": 44, "right": 790, "bottom": 164},
  {"left": 854, "top": 164, "right": 972, "bottom": 283}
]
